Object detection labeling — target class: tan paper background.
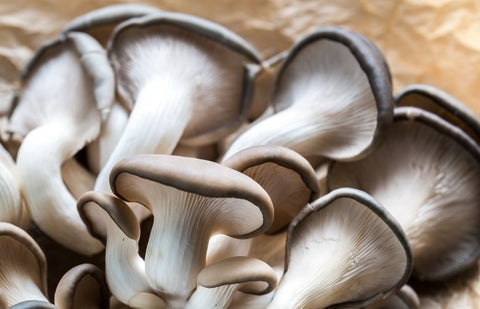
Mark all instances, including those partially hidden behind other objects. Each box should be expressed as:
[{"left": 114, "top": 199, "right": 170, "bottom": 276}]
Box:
[{"left": 1, "top": 0, "right": 479, "bottom": 307}]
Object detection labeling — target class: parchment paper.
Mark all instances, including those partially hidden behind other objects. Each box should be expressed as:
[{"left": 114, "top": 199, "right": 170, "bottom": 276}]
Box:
[{"left": 1, "top": 0, "right": 479, "bottom": 307}]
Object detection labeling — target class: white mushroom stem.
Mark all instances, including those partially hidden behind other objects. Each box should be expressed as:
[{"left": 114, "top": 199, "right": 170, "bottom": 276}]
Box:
[
  {"left": 17, "top": 122, "right": 103, "bottom": 254},
  {"left": 103, "top": 220, "right": 153, "bottom": 307},
  {"left": 94, "top": 76, "right": 193, "bottom": 193},
  {"left": 185, "top": 285, "right": 237, "bottom": 309},
  {"left": 87, "top": 103, "right": 128, "bottom": 174}
]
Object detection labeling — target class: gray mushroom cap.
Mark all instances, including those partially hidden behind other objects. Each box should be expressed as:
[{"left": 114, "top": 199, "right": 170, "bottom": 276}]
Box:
[
  {"left": 267, "top": 188, "right": 412, "bottom": 309},
  {"left": 54, "top": 263, "right": 109, "bottom": 309},
  {"left": 63, "top": 4, "right": 162, "bottom": 33},
  {"left": 395, "top": 84, "right": 480, "bottom": 144},
  {"left": 328, "top": 106, "right": 480, "bottom": 281}
]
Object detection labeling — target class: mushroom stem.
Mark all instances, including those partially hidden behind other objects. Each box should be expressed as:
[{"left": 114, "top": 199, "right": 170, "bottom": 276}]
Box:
[
  {"left": 17, "top": 122, "right": 103, "bottom": 255},
  {"left": 146, "top": 197, "right": 212, "bottom": 300},
  {"left": 94, "top": 76, "right": 193, "bottom": 193},
  {"left": 223, "top": 99, "right": 375, "bottom": 161},
  {"left": 104, "top": 220, "right": 152, "bottom": 306}
]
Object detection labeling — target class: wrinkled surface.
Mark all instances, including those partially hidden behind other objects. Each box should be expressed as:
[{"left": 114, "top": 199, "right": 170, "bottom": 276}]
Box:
[{"left": 1, "top": 0, "right": 479, "bottom": 307}]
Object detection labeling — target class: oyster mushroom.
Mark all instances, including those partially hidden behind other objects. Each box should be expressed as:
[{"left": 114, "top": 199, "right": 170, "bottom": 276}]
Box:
[
  {"left": 54, "top": 264, "right": 109, "bottom": 309},
  {"left": 77, "top": 191, "right": 164, "bottom": 308},
  {"left": 328, "top": 107, "right": 480, "bottom": 280},
  {"left": 7, "top": 32, "right": 115, "bottom": 255},
  {"left": 0, "top": 222, "right": 49, "bottom": 307},
  {"left": 94, "top": 11, "right": 260, "bottom": 195},
  {"left": 267, "top": 188, "right": 412, "bottom": 309},
  {"left": 395, "top": 84, "right": 480, "bottom": 143},
  {"left": 186, "top": 256, "right": 277, "bottom": 309},
  {"left": 109, "top": 154, "right": 273, "bottom": 307},
  {"left": 223, "top": 26, "right": 393, "bottom": 161}
]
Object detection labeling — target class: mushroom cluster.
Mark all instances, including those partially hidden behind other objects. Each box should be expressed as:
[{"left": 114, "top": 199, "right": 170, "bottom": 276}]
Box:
[{"left": 0, "top": 3, "right": 479, "bottom": 309}]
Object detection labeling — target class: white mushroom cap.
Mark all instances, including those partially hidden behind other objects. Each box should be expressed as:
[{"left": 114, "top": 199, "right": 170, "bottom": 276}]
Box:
[
  {"left": 267, "top": 188, "right": 412, "bottom": 309},
  {"left": 224, "top": 27, "right": 393, "bottom": 161},
  {"left": 0, "top": 222, "right": 49, "bottom": 307},
  {"left": 186, "top": 256, "right": 277, "bottom": 309},
  {"left": 8, "top": 31, "right": 115, "bottom": 255},
  {"left": 110, "top": 154, "right": 273, "bottom": 304},
  {"left": 329, "top": 107, "right": 480, "bottom": 280}
]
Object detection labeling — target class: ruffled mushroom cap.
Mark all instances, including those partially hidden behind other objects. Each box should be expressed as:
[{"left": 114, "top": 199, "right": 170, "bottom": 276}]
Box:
[
  {"left": 223, "top": 145, "right": 320, "bottom": 233},
  {"left": 7, "top": 31, "right": 115, "bottom": 255},
  {"left": 329, "top": 107, "right": 480, "bottom": 281},
  {"left": 267, "top": 188, "right": 412, "bottom": 309},
  {"left": 0, "top": 222, "right": 49, "bottom": 307},
  {"left": 93, "top": 11, "right": 260, "bottom": 196},
  {"left": 395, "top": 84, "right": 480, "bottom": 144},
  {"left": 54, "top": 264, "right": 109, "bottom": 309},
  {"left": 110, "top": 154, "right": 273, "bottom": 305},
  {"left": 186, "top": 256, "right": 277, "bottom": 309},
  {"left": 224, "top": 26, "right": 393, "bottom": 161},
  {"left": 77, "top": 191, "right": 163, "bottom": 308},
  {"left": 63, "top": 4, "right": 161, "bottom": 45}
]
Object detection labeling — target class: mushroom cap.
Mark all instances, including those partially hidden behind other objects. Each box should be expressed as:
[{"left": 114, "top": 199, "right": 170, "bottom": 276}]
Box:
[
  {"left": 328, "top": 106, "right": 480, "bottom": 281},
  {"left": 395, "top": 84, "right": 480, "bottom": 144},
  {"left": 107, "top": 11, "right": 260, "bottom": 146},
  {"left": 77, "top": 191, "right": 140, "bottom": 244},
  {"left": 198, "top": 256, "right": 278, "bottom": 295},
  {"left": 54, "top": 263, "right": 109, "bottom": 309},
  {"left": 223, "top": 145, "right": 320, "bottom": 233},
  {"left": 110, "top": 154, "right": 274, "bottom": 238},
  {"left": 9, "top": 31, "right": 114, "bottom": 133},
  {"left": 63, "top": 4, "right": 162, "bottom": 33},
  {"left": 0, "top": 222, "right": 48, "bottom": 306},
  {"left": 272, "top": 26, "right": 393, "bottom": 160},
  {"left": 272, "top": 188, "right": 411, "bottom": 308}
]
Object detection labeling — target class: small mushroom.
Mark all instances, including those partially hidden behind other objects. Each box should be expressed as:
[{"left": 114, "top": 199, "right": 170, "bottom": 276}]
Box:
[
  {"left": 54, "top": 263, "right": 109, "bottom": 309},
  {"left": 0, "top": 222, "right": 49, "bottom": 307},
  {"left": 223, "top": 27, "right": 393, "bottom": 161},
  {"left": 93, "top": 12, "right": 260, "bottom": 196},
  {"left": 186, "top": 256, "right": 277, "bottom": 309},
  {"left": 328, "top": 107, "right": 480, "bottom": 280},
  {"left": 7, "top": 31, "right": 115, "bottom": 255},
  {"left": 395, "top": 84, "right": 480, "bottom": 143},
  {"left": 267, "top": 188, "right": 412, "bottom": 309},
  {"left": 77, "top": 191, "right": 164, "bottom": 308},
  {"left": 110, "top": 154, "right": 273, "bottom": 306}
]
